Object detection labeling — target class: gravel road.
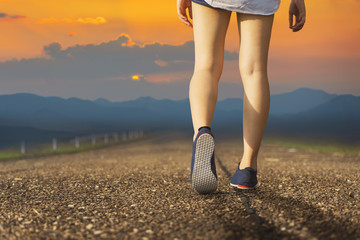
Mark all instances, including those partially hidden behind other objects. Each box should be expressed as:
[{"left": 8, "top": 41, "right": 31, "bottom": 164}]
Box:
[{"left": 1, "top": 131, "right": 359, "bottom": 239}]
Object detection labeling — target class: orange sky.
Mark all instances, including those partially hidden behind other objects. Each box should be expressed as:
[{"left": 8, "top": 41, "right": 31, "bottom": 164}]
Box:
[
  {"left": 1, "top": 0, "right": 359, "bottom": 61},
  {"left": 0, "top": 0, "right": 359, "bottom": 99}
]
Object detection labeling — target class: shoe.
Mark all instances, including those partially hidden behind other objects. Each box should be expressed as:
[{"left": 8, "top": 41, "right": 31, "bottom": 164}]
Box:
[
  {"left": 190, "top": 126, "right": 217, "bottom": 194},
  {"left": 230, "top": 165, "right": 257, "bottom": 189}
]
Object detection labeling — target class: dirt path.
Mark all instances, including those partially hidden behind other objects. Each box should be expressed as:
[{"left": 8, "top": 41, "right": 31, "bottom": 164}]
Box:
[{"left": 1, "top": 131, "right": 359, "bottom": 239}]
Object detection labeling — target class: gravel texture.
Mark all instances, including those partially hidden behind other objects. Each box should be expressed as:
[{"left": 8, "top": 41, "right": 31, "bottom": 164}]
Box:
[{"left": 0, "top": 131, "right": 359, "bottom": 239}]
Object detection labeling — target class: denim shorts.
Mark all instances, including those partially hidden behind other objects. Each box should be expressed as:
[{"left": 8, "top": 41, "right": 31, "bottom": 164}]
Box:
[
  {"left": 191, "top": 0, "right": 217, "bottom": 9},
  {"left": 190, "top": 0, "right": 281, "bottom": 15}
]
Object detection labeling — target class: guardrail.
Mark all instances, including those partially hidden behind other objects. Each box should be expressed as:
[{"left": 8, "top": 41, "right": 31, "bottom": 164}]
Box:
[{"left": 18, "top": 129, "right": 144, "bottom": 154}]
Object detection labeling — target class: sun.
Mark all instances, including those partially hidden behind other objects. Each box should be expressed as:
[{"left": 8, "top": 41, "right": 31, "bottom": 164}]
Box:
[
  {"left": 132, "top": 74, "right": 144, "bottom": 81},
  {"left": 132, "top": 75, "right": 140, "bottom": 80}
]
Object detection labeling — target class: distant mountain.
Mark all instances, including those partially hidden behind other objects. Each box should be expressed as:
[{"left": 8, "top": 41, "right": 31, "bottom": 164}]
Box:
[
  {"left": 0, "top": 93, "right": 192, "bottom": 147},
  {"left": 269, "top": 88, "right": 338, "bottom": 115},
  {"left": 0, "top": 88, "right": 359, "bottom": 148},
  {"left": 299, "top": 94, "right": 360, "bottom": 118},
  {"left": 94, "top": 97, "right": 113, "bottom": 106},
  {"left": 211, "top": 88, "right": 338, "bottom": 114},
  {"left": 266, "top": 94, "right": 360, "bottom": 141},
  {"left": 0, "top": 93, "right": 113, "bottom": 132},
  {"left": 216, "top": 98, "right": 243, "bottom": 112},
  {"left": 114, "top": 96, "right": 190, "bottom": 114}
]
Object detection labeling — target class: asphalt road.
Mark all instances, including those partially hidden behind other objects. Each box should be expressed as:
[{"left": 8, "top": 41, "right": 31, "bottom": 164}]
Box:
[{"left": 1, "top": 131, "right": 359, "bottom": 239}]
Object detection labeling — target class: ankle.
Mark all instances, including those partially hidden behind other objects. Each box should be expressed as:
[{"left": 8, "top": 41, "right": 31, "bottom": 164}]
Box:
[{"left": 239, "top": 161, "right": 257, "bottom": 171}]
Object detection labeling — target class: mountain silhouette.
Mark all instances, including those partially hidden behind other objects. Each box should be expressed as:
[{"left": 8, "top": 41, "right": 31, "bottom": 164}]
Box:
[
  {"left": 0, "top": 88, "right": 358, "bottom": 149},
  {"left": 269, "top": 88, "right": 337, "bottom": 115},
  {"left": 266, "top": 94, "right": 360, "bottom": 142}
]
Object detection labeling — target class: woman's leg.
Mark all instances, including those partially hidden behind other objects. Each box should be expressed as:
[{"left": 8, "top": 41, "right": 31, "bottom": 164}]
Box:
[
  {"left": 190, "top": 2, "right": 232, "bottom": 142},
  {"left": 236, "top": 13, "right": 274, "bottom": 170}
]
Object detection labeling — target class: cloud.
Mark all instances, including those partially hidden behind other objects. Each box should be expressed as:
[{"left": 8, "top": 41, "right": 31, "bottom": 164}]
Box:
[
  {"left": 0, "top": 33, "right": 238, "bottom": 84},
  {"left": 36, "top": 17, "right": 107, "bottom": 25},
  {"left": 154, "top": 59, "right": 168, "bottom": 67},
  {"left": 2, "top": 33, "right": 357, "bottom": 101},
  {"left": 0, "top": 12, "right": 26, "bottom": 21},
  {"left": 42, "top": 42, "right": 65, "bottom": 58},
  {"left": 0, "top": 33, "right": 241, "bottom": 100},
  {"left": 77, "top": 17, "right": 107, "bottom": 24}
]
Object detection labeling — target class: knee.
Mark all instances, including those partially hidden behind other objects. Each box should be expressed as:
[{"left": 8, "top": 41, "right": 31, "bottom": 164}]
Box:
[
  {"left": 194, "top": 58, "right": 223, "bottom": 80},
  {"left": 239, "top": 62, "right": 267, "bottom": 79}
]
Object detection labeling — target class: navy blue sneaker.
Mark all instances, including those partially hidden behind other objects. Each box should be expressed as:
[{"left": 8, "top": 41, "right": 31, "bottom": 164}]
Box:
[
  {"left": 230, "top": 165, "right": 257, "bottom": 189},
  {"left": 190, "top": 126, "right": 217, "bottom": 194}
]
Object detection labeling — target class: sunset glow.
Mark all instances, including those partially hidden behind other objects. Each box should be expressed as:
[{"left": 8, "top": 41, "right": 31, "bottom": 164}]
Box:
[
  {"left": 0, "top": 0, "right": 359, "bottom": 100},
  {"left": 1, "top": 0, "right": 359, "bottom": 61}
]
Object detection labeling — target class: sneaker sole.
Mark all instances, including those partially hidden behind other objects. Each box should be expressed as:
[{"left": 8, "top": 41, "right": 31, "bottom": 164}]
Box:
[
  {"left": 230, "top": 183, "right": 255, "bottom": 189},
  {"left": 192, "top": 133, "right": 217, "bottom": 194}
]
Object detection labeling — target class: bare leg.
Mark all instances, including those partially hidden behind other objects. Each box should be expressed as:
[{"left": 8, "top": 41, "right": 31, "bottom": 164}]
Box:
[
  {"left": 236, "top": 13, "right": 274, "bottom": 170},
  {"left": 190, "top": 2, "right": 232, "bottom": 142}
]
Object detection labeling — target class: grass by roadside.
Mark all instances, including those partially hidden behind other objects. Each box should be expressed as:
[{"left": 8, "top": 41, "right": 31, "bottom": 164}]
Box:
[
  {"left": 264, "top": 136, "right": 360, "bottom": 155},
  {"left": 0, "top": 152, "right": 24, "bottom": 160}
]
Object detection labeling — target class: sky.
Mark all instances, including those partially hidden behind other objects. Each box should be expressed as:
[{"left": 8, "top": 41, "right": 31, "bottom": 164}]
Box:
[{"left": 0, "top": 0, "right": 359, "bottom": 101}]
